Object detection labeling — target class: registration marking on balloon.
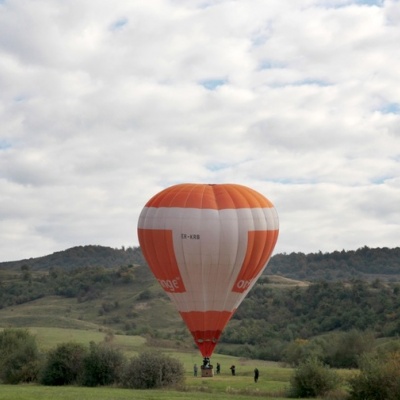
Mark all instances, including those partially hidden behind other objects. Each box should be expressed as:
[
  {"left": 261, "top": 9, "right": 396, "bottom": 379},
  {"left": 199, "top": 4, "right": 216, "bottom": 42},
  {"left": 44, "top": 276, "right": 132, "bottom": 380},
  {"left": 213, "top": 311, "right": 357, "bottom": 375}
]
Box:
[{"left": 137, "top": 183, "right": 279, "bottom": 357}]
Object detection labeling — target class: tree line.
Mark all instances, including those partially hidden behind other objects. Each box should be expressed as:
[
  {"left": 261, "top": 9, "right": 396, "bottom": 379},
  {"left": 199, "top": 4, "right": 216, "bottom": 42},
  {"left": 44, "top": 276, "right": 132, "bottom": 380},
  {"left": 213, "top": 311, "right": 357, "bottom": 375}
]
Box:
[
  {"left": 2, "top": 245, "right": 399, "bottom": 281},
  {"left": 0, "top": 328, "right": 184, "bottom": 389},
  {"left": 219, "top": 279, "right": 400, "bottom": 360},
  {"left": 3, "top": 264, "right": 400, "bottom": 361},
  {"left": 2, "top": 245, "right": 400, "bottom": 365},
  {"left": 267, "top": 246, "right": 400, "bottom": 281},
  {"left": 0, "top": 263, "right": 154, "bottom": 308},
  {"left": 0, "top": 245, "right": 146, "bottom": 271},
  {"left": 2, "top": 328, "right": 400, "bottom": 399}
]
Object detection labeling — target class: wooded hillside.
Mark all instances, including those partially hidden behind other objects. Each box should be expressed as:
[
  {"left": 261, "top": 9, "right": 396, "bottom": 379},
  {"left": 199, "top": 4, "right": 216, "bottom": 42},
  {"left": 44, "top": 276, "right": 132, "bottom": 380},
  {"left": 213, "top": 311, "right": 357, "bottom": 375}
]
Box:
[
  {"left": 266, "top": 246, "right": 400, "bottom": 281},
  {"left": 0, "top": 245, "right": 146, "bottom": 271},
  {"left": 1, "top": 245, "right": 400, "bottom": 361},
  {"left": 2, "top": 244, "right": 399, "bottom": 281}
]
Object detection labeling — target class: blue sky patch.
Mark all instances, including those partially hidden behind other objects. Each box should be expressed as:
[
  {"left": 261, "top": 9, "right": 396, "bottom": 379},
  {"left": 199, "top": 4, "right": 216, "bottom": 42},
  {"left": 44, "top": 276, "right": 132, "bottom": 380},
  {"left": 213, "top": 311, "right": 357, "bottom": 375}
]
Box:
[
  {"left": 14, "top": 94, "right": 27, "bottom": 103},
  {"left": 371, "top": 175, "right": 392, "bottom": 184},
  {"left": 324, "top": 0, "right": 383, "bottom": 9},
  {"left": 292, "top": 79, "right": 331, "bottom": 87},
  {"left": 355, "top": 0, "right": 383, "bottom": 6},
  {"left": 0, "top": 140, "right": 12, "bottom": 150},
  {"left": 259, "top": 60, "right": 285, "bottom": 70},
  {"left": 206, "top": 162, "right": 231, "bottom": 172},
  {"left": 199, "top": 79, "right": 227, "bottom": 90},
  {"left": 379, "top": 103, "right": 400, "bottom": 114},
  {"left": 110, "top": 17, "right": 128, "bottom": 31}
]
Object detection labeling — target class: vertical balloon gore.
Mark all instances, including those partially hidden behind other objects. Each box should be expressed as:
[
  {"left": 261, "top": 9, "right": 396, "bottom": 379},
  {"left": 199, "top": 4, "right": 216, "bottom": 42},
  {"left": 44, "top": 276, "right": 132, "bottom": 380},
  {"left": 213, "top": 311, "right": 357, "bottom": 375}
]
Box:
[{"left": 137, "top": 183, "right": 279, "bottom": 357}]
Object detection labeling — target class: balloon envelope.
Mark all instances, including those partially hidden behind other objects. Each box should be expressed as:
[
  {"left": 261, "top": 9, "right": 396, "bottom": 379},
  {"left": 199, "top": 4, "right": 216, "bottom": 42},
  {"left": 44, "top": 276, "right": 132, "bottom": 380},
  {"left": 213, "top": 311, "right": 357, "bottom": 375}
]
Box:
[{"left": 137, "top": 183, "right": 279, "bottom": 357}]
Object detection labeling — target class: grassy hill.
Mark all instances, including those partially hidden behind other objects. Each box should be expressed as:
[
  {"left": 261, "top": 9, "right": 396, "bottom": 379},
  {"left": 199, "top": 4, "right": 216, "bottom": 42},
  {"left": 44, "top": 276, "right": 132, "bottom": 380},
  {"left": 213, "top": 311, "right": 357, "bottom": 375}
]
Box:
[
  {"left": 0, "top": 246, "right": 310, "bottom": 355},
  {"left": 0, "top": 323, "right": 294, "bottom": 400},
  {"left": 1, "top": 245, "right": 400, "bottom": 363},
  {"left": 0, "top": 245, "right": 146, "bottom": 271},
  {"left": 0, "top": 324, "right": 294, "bottom": 399},
  {"left": 1, "top": 244, "right": 399, "bottom": 281},
  {"left": 0, "top": 245, "right": 308, "bottom": 333},
  {"left": 0, "top": 264, "right": 191, "bottom": 349},
  {"left": 267, "top": 246, "right": 400, "bottom": 281}
]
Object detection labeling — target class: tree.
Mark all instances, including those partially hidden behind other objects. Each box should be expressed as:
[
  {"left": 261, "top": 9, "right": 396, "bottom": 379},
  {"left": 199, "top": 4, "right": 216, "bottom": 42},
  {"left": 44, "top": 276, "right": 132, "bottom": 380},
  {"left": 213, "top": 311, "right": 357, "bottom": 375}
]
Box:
[
  {"left": 20, "top": 264, "right": 31, "bottom": 282},
  {"left": 288, "top": 357, "right": 341, "bottom": 398},
  {"left": 323, "top": 330, "right": 375, "bottom": 368},
  {"left": 81, "top": 341, "right": 125, "bottom": 386},
  {"left": 0, "top": 328, "right": 40, "bottom": 384},
  {"left": 122, "top": 351, "right": 184, "bottom": 389},
  {"left": 348, "top": 351, "right": 400, "bottom": 400},
  {"left": 40, "top": 342, "right": 87, "bottom": 385}
]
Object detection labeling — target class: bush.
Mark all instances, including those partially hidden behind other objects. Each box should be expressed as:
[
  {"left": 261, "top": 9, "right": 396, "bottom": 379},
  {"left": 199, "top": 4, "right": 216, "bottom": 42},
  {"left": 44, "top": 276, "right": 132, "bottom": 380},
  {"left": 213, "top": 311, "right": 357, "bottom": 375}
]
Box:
[
  {"left": 284, "top": 338, "right": 326, "bottom": 367},
  {"left": 122, "top": 351, "right": 184, "bottom": 389},
  {"left": 40, "top": 342, "right": 88, "bottom": 385},
  {"left": 348, "top": 351, "right": 400, "bottom": 400},
  {"left": 81, "top": 341, "right": 126, "bottom": 386},
  {"left": 323, "top": 330, "right": 375, "bottom": 368},
  {"left": 288, "top": 357, "right": 342, "bottom": 398},
  {"left": 0, "top": 328, "right": 40, "bottom": 384}
]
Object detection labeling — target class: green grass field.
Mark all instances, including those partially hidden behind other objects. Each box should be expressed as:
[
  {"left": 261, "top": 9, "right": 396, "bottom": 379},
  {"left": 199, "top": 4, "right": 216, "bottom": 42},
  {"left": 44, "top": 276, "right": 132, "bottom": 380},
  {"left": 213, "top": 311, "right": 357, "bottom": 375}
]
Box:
[
  {"left": 0, "top": 326, "right": 327, "bottom": 399},
  {"left": 0, "top": 384, "right": 292, "bottom": 400}
]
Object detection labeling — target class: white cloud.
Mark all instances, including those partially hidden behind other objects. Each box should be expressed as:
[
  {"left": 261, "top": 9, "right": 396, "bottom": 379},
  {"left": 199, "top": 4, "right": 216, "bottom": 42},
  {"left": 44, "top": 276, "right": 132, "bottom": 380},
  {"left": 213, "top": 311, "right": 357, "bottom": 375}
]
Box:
[{"left": 0, "top": 0, "right": 399, "bottom": 261}]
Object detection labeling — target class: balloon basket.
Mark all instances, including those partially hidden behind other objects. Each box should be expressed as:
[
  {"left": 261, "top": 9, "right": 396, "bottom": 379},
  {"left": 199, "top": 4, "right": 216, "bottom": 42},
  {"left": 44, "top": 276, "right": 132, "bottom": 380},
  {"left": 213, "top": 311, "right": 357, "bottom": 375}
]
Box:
[{"left": 201, "top": 365, "right": 214, "bottom": 377}]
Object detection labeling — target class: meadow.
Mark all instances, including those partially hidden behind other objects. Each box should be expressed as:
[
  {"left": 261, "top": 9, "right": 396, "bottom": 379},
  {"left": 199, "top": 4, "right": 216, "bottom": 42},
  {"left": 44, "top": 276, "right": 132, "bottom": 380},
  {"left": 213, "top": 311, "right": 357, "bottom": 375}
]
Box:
[
  {"left": 0, "top": 326, "right": 297, "bottom": 400},
  {"left": 0, "top": 385, "right": 291, "bottom": 400}
]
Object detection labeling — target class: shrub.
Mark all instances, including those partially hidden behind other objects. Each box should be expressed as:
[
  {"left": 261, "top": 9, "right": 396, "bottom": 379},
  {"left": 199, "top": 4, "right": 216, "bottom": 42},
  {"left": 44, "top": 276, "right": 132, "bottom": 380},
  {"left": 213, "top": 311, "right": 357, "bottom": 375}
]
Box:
[
  {"left": 323, "top": 330, "right": 375, "bottom": 368},
  {"left": 284, "top": 338, "right": 326, "bottom": 366},
  {"left": 122, "top": 351, "right": 184, "bottom": 389},
  {"left": 288, "top": 357, "right": 342, "bottom": 398},
  {"left": 348, "top": 351, "right": 400, "bottom": 400},
  {"left": 40, "top": 342, "right": 88, "bottom": 385},
  {"left": 323, "top": 388, "right": 350, "bottom": 400},
  {"left": 0, "top": 328, "right": 40, "bottom": 384},
  {"left": 81, "top": 341, "right": 126, "bottom": 386}
]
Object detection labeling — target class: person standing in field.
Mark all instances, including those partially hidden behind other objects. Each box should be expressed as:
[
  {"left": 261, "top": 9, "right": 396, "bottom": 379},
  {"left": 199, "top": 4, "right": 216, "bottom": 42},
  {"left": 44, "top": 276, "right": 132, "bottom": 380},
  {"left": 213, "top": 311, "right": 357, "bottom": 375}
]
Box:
[
  {"left": 216, "top": 362, "right": 220, "bottom": 374},
  {"left": 254, "top": 367, "right": 259, "bottom": 383}
]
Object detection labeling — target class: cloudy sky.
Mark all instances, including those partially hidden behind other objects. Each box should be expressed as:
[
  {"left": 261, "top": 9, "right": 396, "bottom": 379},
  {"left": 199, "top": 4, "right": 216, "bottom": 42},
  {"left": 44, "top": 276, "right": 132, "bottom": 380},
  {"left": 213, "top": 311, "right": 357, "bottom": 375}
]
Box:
[{"left": 1, "top": 0, "right": 399, "bottom": 262}]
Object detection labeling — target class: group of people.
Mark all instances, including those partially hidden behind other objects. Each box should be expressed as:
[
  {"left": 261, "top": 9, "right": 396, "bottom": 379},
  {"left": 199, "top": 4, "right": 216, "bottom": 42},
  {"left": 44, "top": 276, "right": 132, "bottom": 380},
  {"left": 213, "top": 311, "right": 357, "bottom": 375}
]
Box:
[
  {"left": 202, "top": 357, "right": 211, "bottom": 368},
  {"left": 193, "top": 361, "right": 259, "bottom": 382},
  {"left": 193, "top": 361, "right": 223, "bottom": 376},
  {"left": 229, "top": 365, "right": 258, "bottom": 382}
]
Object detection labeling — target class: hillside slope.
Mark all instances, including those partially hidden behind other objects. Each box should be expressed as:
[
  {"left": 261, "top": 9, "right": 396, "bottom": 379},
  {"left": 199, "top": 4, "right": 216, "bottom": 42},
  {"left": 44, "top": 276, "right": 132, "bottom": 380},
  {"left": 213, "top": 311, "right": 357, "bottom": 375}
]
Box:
[
  {"left": 266, "top": 246, "right": 400, "bottom": 281},
  {"left": 2, "top": 245, "right": 399, "bottom": 282},
  {"left": 1, "top": 245, "right": 400, "bottom": 361},
  {"left": 0, "top": 245, "right": 146, "bottom": 271}
]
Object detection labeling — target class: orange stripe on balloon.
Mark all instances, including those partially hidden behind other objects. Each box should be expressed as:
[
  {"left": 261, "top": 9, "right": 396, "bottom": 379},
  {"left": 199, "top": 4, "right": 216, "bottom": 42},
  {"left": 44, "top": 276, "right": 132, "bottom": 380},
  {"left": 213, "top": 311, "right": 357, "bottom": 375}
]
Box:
[
  {"left": 179, "top": 311, "right": 234, "bottom": 332},
  {"left": 197, "top": 342, "right": 218, "bottom": 358},
  {"left": 180, "top": 311, "right": 235, "bottom": 357},
  {"left": 145, "top": 183, "right": 275, "bottom": 209},
  {"left": 137, "top": 228, "right": 186, "bottom": 293},
  {"left": 232, "top": 230, "right": 279, "bottom": 293}
]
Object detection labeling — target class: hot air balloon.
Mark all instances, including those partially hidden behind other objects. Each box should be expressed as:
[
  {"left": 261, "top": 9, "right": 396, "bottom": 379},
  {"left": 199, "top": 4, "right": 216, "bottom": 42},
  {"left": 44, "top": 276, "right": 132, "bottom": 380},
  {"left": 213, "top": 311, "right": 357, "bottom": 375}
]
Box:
[{"left": 137, "top": 183, "right": 279, "bottom": 361}]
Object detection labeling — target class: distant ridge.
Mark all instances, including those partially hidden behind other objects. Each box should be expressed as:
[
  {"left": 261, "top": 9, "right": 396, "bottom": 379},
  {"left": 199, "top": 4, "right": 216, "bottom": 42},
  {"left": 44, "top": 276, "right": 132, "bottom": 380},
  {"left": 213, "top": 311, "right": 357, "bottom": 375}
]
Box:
[
  {"left": 1, "top": 245, "right": 399, "bottom": 282},
  {"left": 0, "top": 245, "right": 146, "bottom": 271},
  {"left": 267, "top": 246, "right": 400, "bottom": 281},
  {"left": 1, "top": 245, "right": 400, "bottom": 356}
]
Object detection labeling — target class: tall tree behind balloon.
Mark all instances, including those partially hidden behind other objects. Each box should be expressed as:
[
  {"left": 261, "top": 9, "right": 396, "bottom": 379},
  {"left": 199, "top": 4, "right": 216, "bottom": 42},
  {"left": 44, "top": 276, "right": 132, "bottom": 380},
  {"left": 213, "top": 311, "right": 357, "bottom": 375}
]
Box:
[{"left": 137, "top": 183, "right": 279, "bottom": 357}]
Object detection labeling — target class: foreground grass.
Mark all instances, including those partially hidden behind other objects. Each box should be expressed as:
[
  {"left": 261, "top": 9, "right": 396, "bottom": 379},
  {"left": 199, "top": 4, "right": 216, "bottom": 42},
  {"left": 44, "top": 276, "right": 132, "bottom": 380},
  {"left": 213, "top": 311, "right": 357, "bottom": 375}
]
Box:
[
  {"left": 0, "top": 384, "right": 292, "bottom": 400},
  {"left": 0, "top": 327, "right": 324, "bottom": 399},
  {"left": 0, "top": 362, "right": 293, "bottom": 400}
]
